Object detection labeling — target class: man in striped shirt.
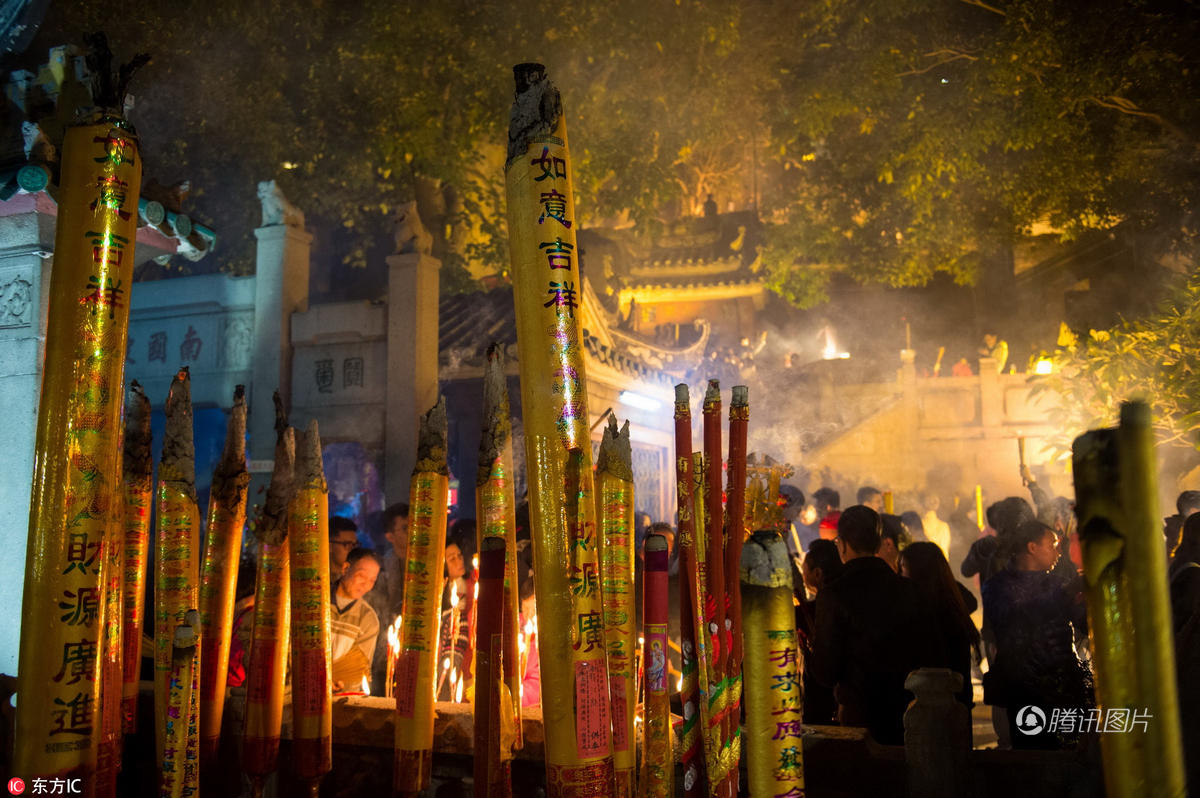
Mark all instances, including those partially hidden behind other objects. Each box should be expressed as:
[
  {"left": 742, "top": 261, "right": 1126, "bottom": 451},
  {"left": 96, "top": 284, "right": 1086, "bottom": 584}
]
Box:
[{"left": 331, "top": 548, "right": 381, "bottom": 692}]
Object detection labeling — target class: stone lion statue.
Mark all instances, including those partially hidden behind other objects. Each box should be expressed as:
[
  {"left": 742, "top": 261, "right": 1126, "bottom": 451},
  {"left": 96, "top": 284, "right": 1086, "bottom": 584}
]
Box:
[
  {"left": 257, "top": 180, "right": 305, "bottom": 228},
  {"left": 393, "top": 200, "right": 433, "bottom": 256}
]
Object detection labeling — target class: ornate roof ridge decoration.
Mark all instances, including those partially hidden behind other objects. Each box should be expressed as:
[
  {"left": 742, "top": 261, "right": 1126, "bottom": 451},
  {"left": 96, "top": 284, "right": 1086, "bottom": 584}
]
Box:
[
  {"left": 624, "top": 273, "right": 764, "bottom": 291},
  {"left": 630, "top": 254, "right": 743, "bottom": 278},
  {"left": 437, "top": 282, "right": 675, "bottom": 389},
  {"left": 605, "top": 319, "right": 711, "bottom": 375}
]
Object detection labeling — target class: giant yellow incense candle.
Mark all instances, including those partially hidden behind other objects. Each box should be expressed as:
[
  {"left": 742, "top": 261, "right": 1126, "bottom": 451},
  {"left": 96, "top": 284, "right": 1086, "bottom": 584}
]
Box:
[
  {"left": 597, "top": 416, "right": 636, "bottom": 797},
  {"left": 290, "top": 420, "right": 333, "bottom": 796},
  {"left": 121, "top": 382, "right": 152, "bottom": 735},
  {"left": 642, "top": 533, "right": 674, "bottom": 798},
  {"left": 395, "top": 398, "right": 449, "bottom": 796},
  {"left": 476, "top": 344, "right": 522, "bottom": 748},
  {"left": 740, "top": 530, "right": 805, "bottom": 797},
  {"left": 504, "top": 62, "right": 614, "bottom": 794},
  {"left": 198, "top": 385, "right": 249, "bottom": 772},
  {"left": 161, "top": 611, "right": 200, "bottom": 798},
  {"left": 96, "top": 442, "right": 125, "bottom": 798},
  {"left": 155, "top": 370, "right": 202, "bottom": 770},
  {"left": 14, "top": 110, "right": 143, "bottom": 787},
  {"left": 1073, "top": 401, "right": 1185, "bottom": 797},
  {"left": 243, "top": 398, "right": 293, "bottom": 795}
]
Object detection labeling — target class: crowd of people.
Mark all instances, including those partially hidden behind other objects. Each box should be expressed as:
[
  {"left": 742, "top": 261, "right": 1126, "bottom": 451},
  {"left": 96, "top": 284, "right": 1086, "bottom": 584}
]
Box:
[{"left": 220, "top": 469, "right": 1200, "bottom": 770}]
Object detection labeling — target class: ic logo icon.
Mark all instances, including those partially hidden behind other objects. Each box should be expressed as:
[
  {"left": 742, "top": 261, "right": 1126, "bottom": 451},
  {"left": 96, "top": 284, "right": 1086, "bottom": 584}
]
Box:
[
  {"left": 1016, "top": 705, "right": 1047, "bottom": 735},
  {"left": 8, "top": 778, "right": 24, "bottom": 795}
]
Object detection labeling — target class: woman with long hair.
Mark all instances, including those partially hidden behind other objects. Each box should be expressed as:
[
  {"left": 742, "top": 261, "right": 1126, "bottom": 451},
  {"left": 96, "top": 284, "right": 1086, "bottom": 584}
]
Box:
[
  {"left": 982, "top": 519, "right": 1092, "bottom": 749},
  {"left": 900, "top": 541, "right": 980, "bottom": 712}
]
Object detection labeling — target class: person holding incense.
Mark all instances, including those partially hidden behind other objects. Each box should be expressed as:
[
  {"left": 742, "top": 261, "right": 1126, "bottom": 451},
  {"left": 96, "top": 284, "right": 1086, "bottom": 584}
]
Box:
[{"left": 331, "top": 547, "right": 381, "bottom": 692}]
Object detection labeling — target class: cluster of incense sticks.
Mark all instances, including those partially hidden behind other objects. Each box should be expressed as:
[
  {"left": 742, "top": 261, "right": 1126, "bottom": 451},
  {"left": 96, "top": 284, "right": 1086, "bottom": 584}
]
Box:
[
  {"left": 15, "top": 111, "right": 143, "bottom": 787},
  {"left": 504, "top": 62, "right": 615, "bottom": 795},
  {"left": 673, "top": 381, "right": 751, "bottom": 797}
]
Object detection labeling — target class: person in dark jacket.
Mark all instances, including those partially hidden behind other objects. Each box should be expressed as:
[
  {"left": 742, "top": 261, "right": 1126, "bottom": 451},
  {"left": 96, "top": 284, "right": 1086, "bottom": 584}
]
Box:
[
  {"left": 1170, "top": 513, "right": 1200, "bottom": 789},
  {"left": 982, "top": 519, "right": 1092, "bottom": 750},
  {"left": 900, "top": 542, "right": 981, "bottom": 714},
  {"left": 811, "top": 505, "right": 925, "bottom": 745},
  {"left": 796, "top": 539, "right": 842, "bottom": 725}
]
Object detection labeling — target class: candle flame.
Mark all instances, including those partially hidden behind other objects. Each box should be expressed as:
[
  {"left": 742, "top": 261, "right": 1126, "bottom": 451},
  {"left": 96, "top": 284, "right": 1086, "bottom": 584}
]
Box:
[
  {"left": 387, "top": 614, "right": 403, "bottom": 654},
  {"left": 455, "top": 674, "right": 464, "bottom": 703},
  {"left": 450, "top": 580, "right": 459, "bottom": 607},
  {"left": 360, "top": 675, "right": 369, "bottom": 695},
  {"left": 676, "top": 674, "right": 683, "bottom": 693}
]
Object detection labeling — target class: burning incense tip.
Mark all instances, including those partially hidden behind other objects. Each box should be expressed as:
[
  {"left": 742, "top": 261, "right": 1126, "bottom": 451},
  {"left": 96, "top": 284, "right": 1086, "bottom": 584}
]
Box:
[
  {"left": 273, "top": 390, "right": 287, "bottom": 434},
  {"left": 296, "top": 419, "right": 326, "bottom": 490},
  {"left": 705, "top": 378, "right": 721, "bottom": 403},
  {"left": 125, "top": 380, "right": 153, "bottom": 477},
  {"left": 732, "top": 385, "right": 749, "bottom": 406},
  {"left": 163, "top": 368, "right": 196, "bottom": 495},
  {"left": 258, "top": 426, "right": 295, "bottom": 546},
  {"left": 416, "top": 396, "right": 449, "bottom": 475},
  {"left": 597, "top": 416, "right": 633, "bottom": 482},
  {"left": 675, "top": 383, "right": 689, "bottom": 405},
  {"left": 478, "top": 344, "right": 512, "bottom": 486},
  {"left": 507, "top": 62, "right": 562, "bottom": 165},
  {"left": 741, "top": 529, "right": 791, "bottom": 588}
]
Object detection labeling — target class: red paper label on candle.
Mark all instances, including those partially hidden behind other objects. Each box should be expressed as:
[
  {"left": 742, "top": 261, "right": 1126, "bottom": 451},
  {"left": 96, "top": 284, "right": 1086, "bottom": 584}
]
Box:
[
  {"left": 575, "top": 658, "right": 611, "bottom": 759},
  {"left": 610, "top": 674, "right": 629, "bottom": 752},
  {"left": 395, "top": 649, "right": 420, "bottom": 718},
  {"left": 645, "top": 626, "right": 668, "bottom": 694},
  {"left": 247, "top": 638, "right": 278, "bottom": 703},
  {"left": 296, "top": 648, "right": 327, "bottom": 716}
]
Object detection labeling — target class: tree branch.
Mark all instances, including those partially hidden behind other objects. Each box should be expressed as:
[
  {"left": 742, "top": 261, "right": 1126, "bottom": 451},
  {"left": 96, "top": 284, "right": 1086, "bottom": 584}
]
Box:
[
  {"left": 959, "top": 0, "right": 1006, "bottom": 16},
  {"left": 895, "top": 50, "right": 978, "bottom": 78},
  {"left": 1086, "top": 95, "right": 1191, "bottom": 143}
]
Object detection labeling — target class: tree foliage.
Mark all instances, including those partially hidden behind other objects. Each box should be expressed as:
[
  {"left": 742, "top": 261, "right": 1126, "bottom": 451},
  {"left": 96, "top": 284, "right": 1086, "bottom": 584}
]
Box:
[
  {"left": 1033, "top": 271, "right": 1200, "bottom": 457},
  {"left": 28, "top": 0, "right": 1200, "bottom": 300}
]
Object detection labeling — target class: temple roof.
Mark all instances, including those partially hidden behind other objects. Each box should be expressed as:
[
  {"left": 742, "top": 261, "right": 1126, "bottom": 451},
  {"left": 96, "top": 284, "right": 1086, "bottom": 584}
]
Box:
[{"left": 438, "top": 283, "right": 674, "bottom": 389}]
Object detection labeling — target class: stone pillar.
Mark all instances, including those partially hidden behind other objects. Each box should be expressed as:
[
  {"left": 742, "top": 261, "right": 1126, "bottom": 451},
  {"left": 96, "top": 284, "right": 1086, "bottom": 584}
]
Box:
[
  {"left": 0, "top": 195, "right": 53, "bottom": 674},
  {"left": 385, "top": 213, "right": 440, "bottom": 503},
  {"left": 978, "top": 357, "right": 1002, "bottom": 430},
  {"left": 250, "top": 180, "right": 310, "bottom": 462},
  {"left": 904, "top": 667, "right": 972, "bottom": 798}
]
